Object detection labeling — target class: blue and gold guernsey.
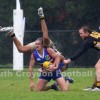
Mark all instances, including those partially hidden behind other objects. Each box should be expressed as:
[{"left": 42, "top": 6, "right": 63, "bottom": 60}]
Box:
[
  {"left": 33, "top": 47, "right": 54, "bottom": 66},
  {"left": 33, "top": 47, "right": 64, "bottom": 81},
  {"left": 33, "top": 47, "right": 64, "bottom": 69}
]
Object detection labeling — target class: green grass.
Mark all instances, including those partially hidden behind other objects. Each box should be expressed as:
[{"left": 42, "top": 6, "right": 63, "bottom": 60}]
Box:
[{"left": 0, "top": 68, "right": 100, "bottom": 100}]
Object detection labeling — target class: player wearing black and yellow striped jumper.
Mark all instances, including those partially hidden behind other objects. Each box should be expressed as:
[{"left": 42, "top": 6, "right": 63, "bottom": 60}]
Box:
[
  {"left": 64, "top": 26, "right": 100, "bottom": 91},
  {"left": 70, "top": 31, "right": 100, "bottom": 61}
]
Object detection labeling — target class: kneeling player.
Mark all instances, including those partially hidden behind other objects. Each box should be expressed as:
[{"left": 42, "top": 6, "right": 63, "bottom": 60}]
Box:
[{"left": 29, "top": 38, "right": 69, "bottom": 91}]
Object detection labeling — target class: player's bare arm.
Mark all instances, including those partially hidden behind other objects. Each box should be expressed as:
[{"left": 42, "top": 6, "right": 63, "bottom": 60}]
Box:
[
  {"left": 29, "top": 53, "right": 35, "bottom": 91},
  {"left": 47, "top": 48, "right": 64, "bottom": 71}
]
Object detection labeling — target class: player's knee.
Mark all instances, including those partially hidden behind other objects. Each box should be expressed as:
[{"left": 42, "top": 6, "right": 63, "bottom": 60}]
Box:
[
  {"left": 60, "top": 85, "right": 69, "bottom": 91},
  {"left": 36, "top": 87, "right": 43, "bottom": 91},
  {"left": 36, "top": 85, "right": 44, "bottom": 91},
  {"left": 61, "top": 87, "right": 68, "bottom": 91}
]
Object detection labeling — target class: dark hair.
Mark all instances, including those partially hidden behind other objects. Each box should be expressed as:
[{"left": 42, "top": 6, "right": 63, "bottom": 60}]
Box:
[
  {"left": 80, "top": 26, "right": 92, "bottom": 33},
  {"left": 36, "top": 38, "right": 43, "bottom": 45}
]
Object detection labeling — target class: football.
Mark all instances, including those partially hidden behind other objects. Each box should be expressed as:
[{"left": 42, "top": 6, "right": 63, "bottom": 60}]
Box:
[{"left": 43, "top": 61, "right": 52, "bottom": 69}]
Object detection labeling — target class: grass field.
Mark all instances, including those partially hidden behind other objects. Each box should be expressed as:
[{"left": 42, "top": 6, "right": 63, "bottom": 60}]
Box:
[{"left": 0, "top": 68, "right": 100, "bottom": 100}]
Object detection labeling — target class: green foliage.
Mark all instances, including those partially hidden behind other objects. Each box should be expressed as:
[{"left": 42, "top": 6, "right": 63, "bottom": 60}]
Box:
[
  {"left": 0, "top": 0, "right": 100, "bottom": 66},
  {"left": 0, "top": 0, "right": 100, "bottom": 29}
]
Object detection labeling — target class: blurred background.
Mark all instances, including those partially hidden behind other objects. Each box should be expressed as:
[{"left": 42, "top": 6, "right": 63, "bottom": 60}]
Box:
[{"left": 0, "top": 0, "right": 100, "bottom": 68}]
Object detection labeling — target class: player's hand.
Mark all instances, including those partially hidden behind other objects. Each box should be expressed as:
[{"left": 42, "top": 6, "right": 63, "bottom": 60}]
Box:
[
  {"left": 38, "top": 68, "right": 48, "bottom": 73},
  {"left": 47, "top": 64, "right": 57, "bottom": 71},
  {"left": 38, "top": 68, "right": 43, "bottom": 73},
  {"left": 63, "top": 59, "right": 71, "bottom": 64},
  {"left": 30, "top": 80, "right": 35, "bottom": 91},
  {"left": 38, "top": 7, "right": 44, "bottom": 19}
]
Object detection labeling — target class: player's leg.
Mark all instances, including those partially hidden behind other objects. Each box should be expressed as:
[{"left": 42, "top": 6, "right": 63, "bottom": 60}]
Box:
[
  {"left": 38, "top": 68, "right": 59, "bottom": 91},
  {"left": 89, "top": 59, "right": 100, "bottom": 91},
  {"left": 7, "top": 30, "right": 24, "bottom": 52},
  {"left": 92, "top": 76, "right": 97, "bottom": 88},
  {"left": 43, "top": 84, "right": 59, "bottom": 91},
  {"left": 36, "top": 78, "right": 59, "bottom": 91},
  {"left": 38, "top": 7, "right": 51, "bottom": 48},
  {"left": 36, "top": 78, "right": 48, "bottom": 91},
  {"left": 36, "top": 71, "right": 59, "bottom": 91},
  {"left": 91, "top": 59, "right": 100, "bottom": 91},
  {"left": 59, "top": 63, "right": 74, "bottom": 83},
  {"left": 6, "top": 30, "right": 32, "bottom": 52},
  {"left": 53, "top": 70, "right": 69, "bottom": 91},
  {"left": 95, "top": 59, "right": 100, "bottom": 81},
  {"left": 38, "top": 7, "right": 49, "bottom": 39},
  {"left": 56, "top": 77, "right": 69, "bottom": 91},
  {"left": 36, "top": 71, "right": 51, "bottom": 91},
  {"left": 83, "top": 75, "right": 97, "bottom": 91}
]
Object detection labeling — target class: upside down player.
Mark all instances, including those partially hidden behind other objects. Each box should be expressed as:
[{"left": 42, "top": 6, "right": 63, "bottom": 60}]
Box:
[
  {"left": 64, "top": 26, "right": 100, "bottom": 91},
  {"left": 29, "top": 7, "right": 74, "bottom": 91},
  {"left": 4, "top": 7, "right": 73, "bottom": 91}
]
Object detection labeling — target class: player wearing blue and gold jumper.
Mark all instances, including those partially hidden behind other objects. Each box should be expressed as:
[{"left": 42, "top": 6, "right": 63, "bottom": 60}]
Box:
[
  {"left": 33, "top": 47, "right": 64, "bottom": 70},
  {"left": 64, "top": 26, "right": 100, "bottom": 91},
  {"left": 29, "top": 38, "right": 69, "bottom": 91}
]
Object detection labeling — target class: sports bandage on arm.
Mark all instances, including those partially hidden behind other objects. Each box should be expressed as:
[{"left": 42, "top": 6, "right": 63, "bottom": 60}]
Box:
[{"left": 38, "top": 7, "right": 45, "bottom": 20}]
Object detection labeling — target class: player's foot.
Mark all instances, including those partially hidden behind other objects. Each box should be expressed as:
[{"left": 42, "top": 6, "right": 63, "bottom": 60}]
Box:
[
  {"left": 0, "top": 26, "right": 13, "bottom": 32},
  {"left": 5, "top": 30, "right": 15, "bottom": 37},
  {"left": 64, "top": 76, "right": 74, "bottom": 83},
  {"left": 83, "top": 84, "right": 97, "bottom": 91},
  {"left": 91, "top": 87, "right": 100, "bottom": 91},
  {"left": 83, "top": 87, "right": 92, "bottom": 91},
  {"left": 51, "top": 83, "right": 59, "bottom": 91}
]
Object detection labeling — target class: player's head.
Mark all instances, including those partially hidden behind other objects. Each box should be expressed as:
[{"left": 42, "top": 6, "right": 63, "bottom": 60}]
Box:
[
  {"left": 79, "top": 26, "right": 92, "bottom": 39},
  {"left": 35, "top": 38, "right": 43, "bottom": 50}
]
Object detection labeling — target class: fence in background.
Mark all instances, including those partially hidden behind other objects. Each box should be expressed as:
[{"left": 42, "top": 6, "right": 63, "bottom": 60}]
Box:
[{"left": 0, "top": 30, "right": 99, "bottom": 68}]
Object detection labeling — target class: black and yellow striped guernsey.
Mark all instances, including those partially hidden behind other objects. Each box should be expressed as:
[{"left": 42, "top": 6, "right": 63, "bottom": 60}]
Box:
[{"left": 70, "top": 32, "right": 100, "bottom": 61}]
